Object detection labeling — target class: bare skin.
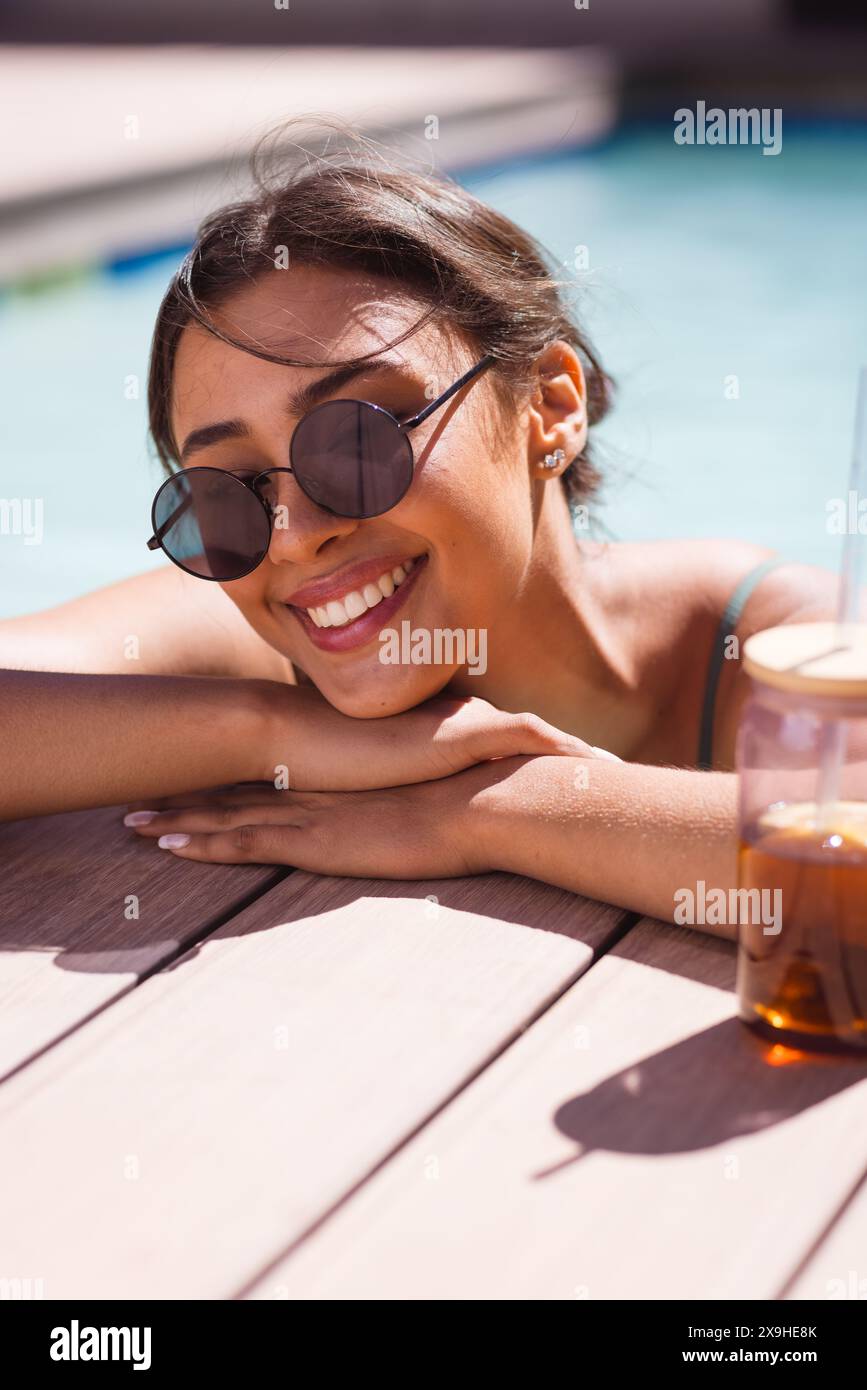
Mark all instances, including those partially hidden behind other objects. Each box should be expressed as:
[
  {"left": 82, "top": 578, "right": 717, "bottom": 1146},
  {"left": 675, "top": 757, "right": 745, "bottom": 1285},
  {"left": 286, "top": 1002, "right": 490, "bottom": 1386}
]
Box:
[{"left": 0, "top": 265, "right": 840, "bottom": 933}]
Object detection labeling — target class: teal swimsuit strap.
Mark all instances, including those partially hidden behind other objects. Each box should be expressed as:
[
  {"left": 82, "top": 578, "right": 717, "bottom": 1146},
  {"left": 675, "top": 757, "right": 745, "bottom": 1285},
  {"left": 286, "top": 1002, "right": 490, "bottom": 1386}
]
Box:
[{"left": 697, "top": 556, "right": 787, "bottom": 770}]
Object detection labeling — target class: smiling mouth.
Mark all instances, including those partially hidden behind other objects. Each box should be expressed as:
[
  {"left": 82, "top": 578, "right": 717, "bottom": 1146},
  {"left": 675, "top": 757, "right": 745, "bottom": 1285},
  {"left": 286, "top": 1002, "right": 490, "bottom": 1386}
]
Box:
[
  {"left": 283, "top": 553, "right": 428, "bottom": 652},
  {"left": 302, "top": 557, "right": 417, "bottom": 629}
]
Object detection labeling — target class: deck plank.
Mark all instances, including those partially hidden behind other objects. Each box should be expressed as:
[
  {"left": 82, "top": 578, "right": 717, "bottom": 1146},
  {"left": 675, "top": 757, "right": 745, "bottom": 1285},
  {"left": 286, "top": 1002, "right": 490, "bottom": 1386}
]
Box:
[
  {"left": 247, "top": 919, "right": 867, "bottom": 1301},
  {"left": 0, "top": 806, "right": 282, "bottom": 1080},
  {"left": 784, "top": 1177, "right": 867, "bottom": 1299},
  {"left": 0, "top": 868, "right": 624, "bottom": 1299}
]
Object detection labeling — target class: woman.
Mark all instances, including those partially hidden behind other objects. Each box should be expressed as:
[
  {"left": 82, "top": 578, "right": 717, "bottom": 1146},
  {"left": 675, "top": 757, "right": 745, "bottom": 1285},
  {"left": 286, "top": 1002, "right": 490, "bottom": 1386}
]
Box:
[{"left": 0, "top": 139, "right": 836, "bottom": 933}]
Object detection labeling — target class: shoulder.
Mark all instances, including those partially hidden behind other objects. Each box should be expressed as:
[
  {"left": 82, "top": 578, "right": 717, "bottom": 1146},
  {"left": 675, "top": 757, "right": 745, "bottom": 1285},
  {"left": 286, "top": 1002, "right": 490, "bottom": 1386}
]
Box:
[
  {"left": 700, "top": 541, "right": 840, "bottom": 768},
  {"left": 694, "top": 539, "right": 838, "bottom": 635},
  {"left": 143, "top": 566, "right": 298, "bottom": 681},
  {"left": 0, "top": 564, "right": 296, "bottom": 683},
  {"left": 587, "top": 535, "right": 839, "bottom": 638},
  {"left": 628, "top": 537, "right": 838, "bottom": 631},
  {"left": 585, "top": 539, "right": 839, "bottom": 768}
]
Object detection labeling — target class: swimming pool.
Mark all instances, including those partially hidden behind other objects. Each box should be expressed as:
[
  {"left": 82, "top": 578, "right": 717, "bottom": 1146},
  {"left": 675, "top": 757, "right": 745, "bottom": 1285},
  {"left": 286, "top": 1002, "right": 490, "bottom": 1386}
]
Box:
[{"left": 2, "top": 121, "right": 866, "bottom": 619}]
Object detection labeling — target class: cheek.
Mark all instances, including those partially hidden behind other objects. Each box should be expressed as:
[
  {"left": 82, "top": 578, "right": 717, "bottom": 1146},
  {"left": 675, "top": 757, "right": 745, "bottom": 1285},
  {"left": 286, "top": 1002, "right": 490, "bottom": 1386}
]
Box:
[{"left": 406, "top": 439, "right": 533, "bottom": 604}]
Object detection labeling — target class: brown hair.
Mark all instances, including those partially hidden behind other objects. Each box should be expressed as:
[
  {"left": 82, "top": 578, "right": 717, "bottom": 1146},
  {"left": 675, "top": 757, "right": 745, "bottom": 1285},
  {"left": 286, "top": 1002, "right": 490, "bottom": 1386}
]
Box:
[{"left": 147, "top": 126, "right": 611, "bottom": 515}]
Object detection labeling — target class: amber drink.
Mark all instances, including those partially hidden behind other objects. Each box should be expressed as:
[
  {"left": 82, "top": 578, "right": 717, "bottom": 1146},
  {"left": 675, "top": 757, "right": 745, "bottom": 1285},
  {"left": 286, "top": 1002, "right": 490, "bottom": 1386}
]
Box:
[{"left": 736, "top": 623, "right": 867, "bottom": 1054}]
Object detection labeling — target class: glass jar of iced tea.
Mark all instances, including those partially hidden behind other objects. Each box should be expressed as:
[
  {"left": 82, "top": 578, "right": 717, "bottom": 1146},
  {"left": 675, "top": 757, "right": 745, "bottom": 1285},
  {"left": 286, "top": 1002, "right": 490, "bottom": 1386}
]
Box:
[{"left": 737, "top": 621, "right": 867, "bottom": 1053}]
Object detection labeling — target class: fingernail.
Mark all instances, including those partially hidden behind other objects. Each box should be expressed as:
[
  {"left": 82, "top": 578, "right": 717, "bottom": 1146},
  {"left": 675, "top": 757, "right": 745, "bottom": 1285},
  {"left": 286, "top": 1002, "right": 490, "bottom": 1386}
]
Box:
[
  {"left": 124, "top": 811, "right": 157, "bottom": 827},
  {"left": 158, "top": 834, "right": 190, "bottom": 849},
  {"left": 591, "top": 746, "right": 622, "bottom": 762}
]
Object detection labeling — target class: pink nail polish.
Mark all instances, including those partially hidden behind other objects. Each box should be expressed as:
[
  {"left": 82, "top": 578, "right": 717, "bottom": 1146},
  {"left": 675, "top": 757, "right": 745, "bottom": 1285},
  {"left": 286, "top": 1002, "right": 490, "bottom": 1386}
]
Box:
[
  {"left": 158, "top": 834, "right": 191, "bottom": 849},
  {"left": 124, "top": 811, "right": 157, "bottom": 826}
]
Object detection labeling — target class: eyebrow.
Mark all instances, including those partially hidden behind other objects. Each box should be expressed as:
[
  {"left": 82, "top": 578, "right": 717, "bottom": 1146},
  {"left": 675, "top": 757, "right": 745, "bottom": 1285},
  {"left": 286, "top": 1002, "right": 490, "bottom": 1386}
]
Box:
[
  {"left": 286, "top": 358, "right": 402, "bottom": 417},
  {"left": 179, "top": 419, "right": 251, "bottom": 461},
  {"left": 179, "top": 358, "right": 404, "bottom": 461}
]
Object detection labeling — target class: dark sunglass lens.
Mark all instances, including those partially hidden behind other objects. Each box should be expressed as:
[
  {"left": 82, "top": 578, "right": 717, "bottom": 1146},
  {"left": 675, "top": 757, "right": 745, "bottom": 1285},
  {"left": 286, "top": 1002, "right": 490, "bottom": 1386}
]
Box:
[
  {"left": 290, "top": 401, "right": 413, "bottom": 518},
  {"left": 151, "top": 469, "right": 271, "bottom": 580}
]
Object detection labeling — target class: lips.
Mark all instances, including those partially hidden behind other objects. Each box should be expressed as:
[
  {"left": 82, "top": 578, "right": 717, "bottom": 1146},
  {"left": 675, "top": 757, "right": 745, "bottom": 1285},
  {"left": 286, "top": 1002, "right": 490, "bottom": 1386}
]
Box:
[
  {"left": 283, "top": 552, "right": 428, "bottom": 654},
  {"left": 304, "top": 558, "right": 415, "bottom": 629},
  {"left": 284, "top": 553, "right": 423, "bottom": 609}
]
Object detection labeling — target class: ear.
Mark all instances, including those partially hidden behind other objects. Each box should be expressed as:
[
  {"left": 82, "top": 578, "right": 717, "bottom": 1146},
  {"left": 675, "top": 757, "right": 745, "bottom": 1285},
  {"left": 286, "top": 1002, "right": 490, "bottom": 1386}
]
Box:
[{"left": 525, "top": 341, "right": 588, "bottom": 479}]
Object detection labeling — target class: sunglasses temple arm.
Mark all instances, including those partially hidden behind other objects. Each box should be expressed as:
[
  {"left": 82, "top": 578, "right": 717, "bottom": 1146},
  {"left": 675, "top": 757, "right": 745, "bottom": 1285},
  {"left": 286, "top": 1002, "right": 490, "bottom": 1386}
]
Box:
[
  {"left": 400, "top": 353, "right": 496, "bottom": 430},
  {"left": 146, "top": 490, "right": 194, "bottom": 551}
]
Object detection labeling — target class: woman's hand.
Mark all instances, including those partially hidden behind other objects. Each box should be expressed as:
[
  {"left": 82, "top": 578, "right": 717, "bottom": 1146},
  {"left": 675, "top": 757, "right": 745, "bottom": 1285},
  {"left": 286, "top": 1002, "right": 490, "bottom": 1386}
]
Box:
[
  {"left": 124, "top": 765, "right": 507, "bottom": 878},
  {"left": 249, "top": 684, "right": 613, "bottom": 792},
  {"left": 124, "top": 754, "right": 740, "bottom": 940}
]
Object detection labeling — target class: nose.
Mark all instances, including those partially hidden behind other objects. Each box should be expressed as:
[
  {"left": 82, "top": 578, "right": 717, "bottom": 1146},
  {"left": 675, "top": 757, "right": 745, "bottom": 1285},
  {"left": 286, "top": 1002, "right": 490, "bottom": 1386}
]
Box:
[{"left": 259, "top": 468, "right": 359, "bottom": 565}]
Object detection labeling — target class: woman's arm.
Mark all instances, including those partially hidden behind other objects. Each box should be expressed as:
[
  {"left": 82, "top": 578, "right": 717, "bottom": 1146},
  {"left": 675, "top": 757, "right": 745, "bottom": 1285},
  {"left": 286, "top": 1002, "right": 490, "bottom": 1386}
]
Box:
[
  {"left": 472, "top": 755, "right": 739, "bottom": 938},
  {"left": 122, "top": 752, "right": 739, "bottom": 940},
  {"left": 0, "top": 671, "right": 597, "bottom": 823},
  {"left": 0, "top": 564, "right": 291, "bottom": 679},
  {"left": 0, "top": 669, "right": 282, "bottom": 819}
]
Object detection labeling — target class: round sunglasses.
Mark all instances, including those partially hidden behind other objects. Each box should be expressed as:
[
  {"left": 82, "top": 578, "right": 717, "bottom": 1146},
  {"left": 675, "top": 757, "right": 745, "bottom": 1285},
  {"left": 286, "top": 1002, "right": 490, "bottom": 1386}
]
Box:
[{"left": 147, "top": 354, "right": 494, "bottom": 582}]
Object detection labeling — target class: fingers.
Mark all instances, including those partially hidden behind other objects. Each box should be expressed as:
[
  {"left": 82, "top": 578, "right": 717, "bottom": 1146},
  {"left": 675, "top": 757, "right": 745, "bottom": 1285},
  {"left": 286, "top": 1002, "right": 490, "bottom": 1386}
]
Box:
[
  {"left": 124, "top": 799, "right": 306, "bottom": 836},
  {"left": 443, "top": 704, "right": 607, "bottom": 768},
  {"left": 588, "top": 745, "right": 622, "bottom": 762},
  {"left": 500, "top": 712, "right": 598, "bottom": 759},
  {"left": 154, "top": 822, "right": 306, "bottom": 865},
  {"left": 380, "top": 697, "right": 623, "bottom": 783},
  {"left": 123, "top": 790, "right": 332, "bottom": 869}
]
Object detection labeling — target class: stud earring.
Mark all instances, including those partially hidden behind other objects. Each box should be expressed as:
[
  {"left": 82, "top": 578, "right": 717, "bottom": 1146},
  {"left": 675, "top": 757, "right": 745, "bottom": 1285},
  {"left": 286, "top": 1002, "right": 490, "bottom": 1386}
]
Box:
[{"left": 541, "top": 448, "right": 565, "bottom": 471}]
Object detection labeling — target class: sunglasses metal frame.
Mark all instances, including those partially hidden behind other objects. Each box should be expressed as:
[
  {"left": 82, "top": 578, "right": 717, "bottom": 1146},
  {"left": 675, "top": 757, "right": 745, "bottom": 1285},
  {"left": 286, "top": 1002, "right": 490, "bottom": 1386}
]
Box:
[{"left": 147, "top": 352, "right": 495, "bottom": 579}]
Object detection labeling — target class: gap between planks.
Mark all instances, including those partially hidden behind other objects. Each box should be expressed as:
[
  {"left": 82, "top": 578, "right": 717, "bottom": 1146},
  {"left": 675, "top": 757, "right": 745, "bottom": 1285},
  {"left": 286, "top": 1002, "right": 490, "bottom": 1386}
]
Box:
[
  {"left": 781, "top": 1162, "right": 867, "bottom": 1299},
  {"left": 0, "top": 869, "right": 629, "bottom": 1298},
  {"left": 233, "top": 907, "right": 641, "bottom": 1300},
  {"left": 0, "top": 804, "right": 289, "bottom": 1083},
  {"left": 243, "top": 918, "right": 867, "bottom": 1301}
]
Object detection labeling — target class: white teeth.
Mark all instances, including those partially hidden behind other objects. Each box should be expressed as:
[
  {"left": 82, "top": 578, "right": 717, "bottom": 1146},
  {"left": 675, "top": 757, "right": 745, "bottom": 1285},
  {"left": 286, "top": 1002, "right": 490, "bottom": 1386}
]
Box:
[
  {"left": 307, "top": 606, "right": 333, "bottom": 629},
  {"left": 302, "top": 558, "right": 420, "bottom": 630},
  {"left": 344, "top": 590, "right": 368, "bottom": 620},
  {"left": 362, "top": 582, "right": 383, "bottom": 608}
]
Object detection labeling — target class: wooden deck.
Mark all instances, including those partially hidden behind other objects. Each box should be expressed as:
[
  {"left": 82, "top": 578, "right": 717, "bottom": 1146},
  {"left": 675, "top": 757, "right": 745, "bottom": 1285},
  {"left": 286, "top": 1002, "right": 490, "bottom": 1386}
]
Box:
[{"left": 2, "top": 805, "right": 867, "bottom": 1300}]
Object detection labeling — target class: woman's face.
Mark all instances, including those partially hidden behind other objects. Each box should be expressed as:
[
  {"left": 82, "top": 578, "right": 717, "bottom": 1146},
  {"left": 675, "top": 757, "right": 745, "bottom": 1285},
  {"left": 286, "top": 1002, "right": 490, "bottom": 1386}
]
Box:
[{"left": 170, "top": 264, "right": 581, "bottom": 716}]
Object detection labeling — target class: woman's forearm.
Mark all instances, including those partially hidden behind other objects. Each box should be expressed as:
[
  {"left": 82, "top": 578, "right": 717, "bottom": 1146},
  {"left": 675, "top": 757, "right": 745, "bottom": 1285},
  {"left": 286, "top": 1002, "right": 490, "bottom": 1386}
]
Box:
[
  {"left": 0, "top": 669, "right": 279, "bottom": 820},
  {"left": 476, "top": 756, "right": 739, "bottom": 939},
  {"left": 0, "top": 672, "right": 605, "bottom": 824}
]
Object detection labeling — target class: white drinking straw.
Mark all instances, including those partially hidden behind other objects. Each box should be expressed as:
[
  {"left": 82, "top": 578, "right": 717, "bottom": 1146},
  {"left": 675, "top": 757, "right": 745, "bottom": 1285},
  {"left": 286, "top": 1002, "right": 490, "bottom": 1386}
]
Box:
[{"left": 815, "top": 368, "right": 867, "bottom": 824}]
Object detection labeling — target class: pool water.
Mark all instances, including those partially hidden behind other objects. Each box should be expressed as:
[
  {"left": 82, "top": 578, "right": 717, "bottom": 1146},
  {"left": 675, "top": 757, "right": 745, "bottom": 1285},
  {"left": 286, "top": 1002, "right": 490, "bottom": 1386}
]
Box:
[{"left": 2, "top": 122, "right": 866, "bottom": 619}]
